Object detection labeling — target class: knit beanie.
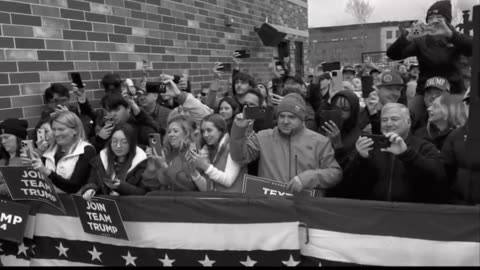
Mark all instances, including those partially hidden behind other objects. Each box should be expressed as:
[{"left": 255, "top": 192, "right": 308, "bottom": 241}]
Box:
[
  {"left": 0, "top": 118, "right": 28, "bottom": 139},
  {"left": 426, "top": 0, "right": 452, "bottom": 23},
  {"left": 276, "top": 93, "right": 306, "bottom": 121}
]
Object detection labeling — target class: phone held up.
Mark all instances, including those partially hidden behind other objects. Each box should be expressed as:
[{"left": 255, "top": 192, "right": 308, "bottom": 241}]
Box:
[
  {"left": 244, "top": 106, "right": 274, "bottom": 121},
  {"left": 234, "top": 50, "right": 251, "bottom": 59},
  {"left": 21, "top": 140, "right": 34, "bottom": 159},
  {"left": 319, "top": 110, "right": 343, "bottom": 129},
  {"left": 216, "top": 63, "right": 232, "bottom": 73},
  {"left": 148, "top": 133, "right": 163, "bottom": 156},
  {"left": 364, "top": 134, "right": 392, "bottom": 149},
  {"left": 69, "top": 72, "right": 83, "bottom": 89}
]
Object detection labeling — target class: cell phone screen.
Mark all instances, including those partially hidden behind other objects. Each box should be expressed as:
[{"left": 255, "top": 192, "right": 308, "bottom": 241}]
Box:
[
  {"left": 319, "top": 110, "right": 343, "bottom": 129},
  {"left": 322, "top": 62, "right": 341, "bottom": 72},
  {"left": 70, "top": 72, "right": 83, "bottom": 88},
  {"left": 244, "top": 106, "right": 274, "bottom": 120},
  {"left": 361, "top": 76, "right": 374, "bottom": 98},
  {"left": 148, "top": 133, "right": 163, "bottom": 156},
  {"left": 365, "top": 135, "right": 391, "bottom": 149}
]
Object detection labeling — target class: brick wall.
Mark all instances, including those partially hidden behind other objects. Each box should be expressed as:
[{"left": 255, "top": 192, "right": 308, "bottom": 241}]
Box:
[{"left": 0, "top": 0, "right": 308, "bottom": 129}]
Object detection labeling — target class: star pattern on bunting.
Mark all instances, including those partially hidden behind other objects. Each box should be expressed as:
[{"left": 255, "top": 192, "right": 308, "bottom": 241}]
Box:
[
  {"left": 55, "top": 242, "right": 69, "bottom": 258},
  {"left": 0, "top": 242, "right": 3, "bottom": 253},
  {"left": 122, "top": 250, "right": 137, "bottom": 266},
  {"left": 88, "top": 246, "right": 102, "bottom": 262},
  {"left": 282, "top": 254, "right": 300, "bottom": 267},
  {"left": 159, "top": 253, "right": 175, "bottom": 267},
  {"left": 240, "top": 255, "right": 257, "bottom": 267},
  {"left": 31, "top": 244, "right": 36, "bottom": 256},
  {"left": 17, "top": 242, "right": 29, "bottom": 257},
  {"left": 198, "top": 254, "right": 216, "bottom": 267}
]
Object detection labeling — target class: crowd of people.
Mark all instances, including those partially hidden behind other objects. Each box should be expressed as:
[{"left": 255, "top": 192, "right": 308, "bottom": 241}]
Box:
[{"left": 0, "top": 0, "right": 477, "bottom": 205}]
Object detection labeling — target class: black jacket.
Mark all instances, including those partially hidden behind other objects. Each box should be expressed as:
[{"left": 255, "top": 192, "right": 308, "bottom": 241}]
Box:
[
  {"left": 387, "top": 30, "right": 472, "bottom": 95},
  {"left": 442, "top": 125, "right": 480, "bottom": 204},
  {"left": 414, "top": 124, "right": 454, "bottom": 151},
  {"left": 343, "top": 135, "right": 449, "bottom": 203}
]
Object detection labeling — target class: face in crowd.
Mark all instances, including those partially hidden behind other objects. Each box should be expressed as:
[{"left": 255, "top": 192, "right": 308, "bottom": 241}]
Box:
[
  {"left": 52, "top": 120, "right": 77, "bottom": 148},
  {"left": 241, "top": 93, "right": 260, "bottom": 108},
  {"left": 110, "top": 130, "right": 130, "bottom": 158},
  {"left": 427, "top": 96, "right": 447, "bottom": 124},
  {"left": 377, "top": 85, "right": 402, "bottom": 105},
  {"left": 284, "top": 79, "right": 306, "bottom": 97},
  {"left": 137, "top": 92, "right": 158, "bottom": 109},
  {"left": 424, "top": 87, "right": 444, "bottom": 108},
  {"left": 47, "top": 93, "right": 70, "bottom": 111},
  {"left": 201, "top": 121, "right": 223, "bottom": 147},
  {"left": 39, "top": 122, "right": 55, "bottom": 146},
  {"left": 332, "top": 96, "right": 352, "bottom": 122},
  {"left": 381, "top": 105, "right": 411, "bottom": 139},
  {"left": 427, "top": 14, "right": 446, "bottom": 24},
  {"left": 167, "top": 121, "right": 187, "bottom": 149},
  {"left": 256, "top": 84, "right": 268, "bottom": 99},
  {"left": 219, "top": 101, "right": 234, "bottom": 121},
  {"left": 343, "top": 71, "right": 356, "bottom": 82},
  {"left": 235, "top": 80, "right": 251, "bottom": 96},
  {"left": 105, "top": 105, "right": 130, "bottom": 126},
  {"left": 277, "top": 112, "right": 302, "bottom": 136},
  {"left": 0, "top": 134, "right": 18, "bottom": 155}
]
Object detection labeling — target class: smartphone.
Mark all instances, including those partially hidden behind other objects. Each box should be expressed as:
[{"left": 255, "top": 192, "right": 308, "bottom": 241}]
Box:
[
  {"left": 37, "top": 129, "right": 45, "bottom": 143},
  {"left": 361, "top": 76, "right": 374, "bottom": 98},
  {"left": 322, "top": 62, "right": 341, "bottom": 73},
  {"left": 70, "top": 72, "right": 83, "bottom": 89},
  {"left": 319, "top": 110, "right": 343, "bottom": 129},
  {"left": 272, "top": 77, "right": 284, "bottom": 95},
  {"left": 146, "top": 82, "right": 161, "bottom": 93},
  {"left": 331, "top": 71, "right": 343, "bottom": 92},
  {"left": 364, "top": 134, "right": 391, "bottom": 149},
  {"left": 234, "top": 50, "right": 251, "bottom": 59},
  {"left": 189, "top": 142, "right": 198, "bottom": 154},
  {"left": 148, "top": 133, "right": 163, "bottom": 156},
  {"left": 21, "top": 140, "right": 34, "bottom": 159},
  {"left": 217, "top": 63, "right": 232, "bottom": 73},
  {"left": 244, "top": 106, "right": 274, "bottom": 120}
]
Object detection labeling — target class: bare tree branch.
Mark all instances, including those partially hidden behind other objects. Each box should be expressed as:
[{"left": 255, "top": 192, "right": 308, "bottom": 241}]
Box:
[{"left": 345, "top": 0, "right": 374, "bottom": 24}]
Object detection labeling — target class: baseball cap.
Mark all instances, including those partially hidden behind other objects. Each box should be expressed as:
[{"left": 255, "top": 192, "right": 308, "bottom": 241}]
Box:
[
  {"left": 425, "top": 77, "right": 450, "bottom": 92},
  {"left": 342, "top": 65, "right": 356, "bottom": 74},
  {"left": 377, "top": 71, "right": 405, "bottom": 87}
]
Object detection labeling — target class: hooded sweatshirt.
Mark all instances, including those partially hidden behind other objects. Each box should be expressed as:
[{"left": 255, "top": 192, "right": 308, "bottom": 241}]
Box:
[{"left": 230, "top": 122, "right": 342, "bottom": 195}]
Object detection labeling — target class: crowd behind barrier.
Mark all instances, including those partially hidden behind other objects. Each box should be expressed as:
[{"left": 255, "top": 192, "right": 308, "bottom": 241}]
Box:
[{"left": 0, "top": 0, "right": 479, "bottom": 266}]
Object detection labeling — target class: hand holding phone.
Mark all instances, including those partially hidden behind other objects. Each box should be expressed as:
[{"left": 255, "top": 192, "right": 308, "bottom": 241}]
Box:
[
  {"left": 70, "top": 72, "right": 84, "bottom": 89},
  {"left": 244, "top": 106, "right": 274, "bottom": 120},
  {"left": 189, "top": 142, "right": 198, "bottom": 154},
  {"left": 148, "top": 133, "right": 163, "bottom": 157},
  {"left": 361, "top": 76, "right": 374, "bottom": 98},
  {"left": 319, "top": 110, "right": 343, "bottom": 130},
  {"left": 364, "top": 134, "right": 391, "bottom": 149},
  {"left": 217, "top": 63, "right": 232, "bottom": 73},
  {"left": 21, "top": 140, "right": 34, "bottom": 159},
  {"left": 234, "top": 50, "right": 250, "bottom": 59}
]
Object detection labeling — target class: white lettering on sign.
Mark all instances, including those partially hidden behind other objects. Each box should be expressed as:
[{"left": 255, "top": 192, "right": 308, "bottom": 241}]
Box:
[
  {"left": 86, "top": 201, "right": 107, "bottom": 212},
  {"left": 20, "top": 179, "right": 52, "bottom": 192},
  {"left": 20, "top": 188, "right": 57, "bottom": 202},
  {"left": 0, "top": 213, "right": 23, "bottom": 224},
  {"left": 21, "top": 170, "right": 45, "bottom": 180},
  {"left": 262, "top": 187, "right": 294, "bottom": 197},
  {"left": 0, "top": 224, "right": 6, "bottom": 230},
  {"left": 87, "top": 222, "right": 118, "bottom": 234},
  {"left": 86, "top": 212, "right": 112, "bottom": 223}
]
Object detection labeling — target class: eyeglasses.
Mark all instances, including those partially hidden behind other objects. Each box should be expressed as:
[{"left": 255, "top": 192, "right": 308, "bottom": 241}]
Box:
[{"left": 111, "top": 139, "right": 129, "bottom": 146}]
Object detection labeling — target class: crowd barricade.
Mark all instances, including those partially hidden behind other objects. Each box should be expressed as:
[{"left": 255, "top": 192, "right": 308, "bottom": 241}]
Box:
[{"left": 1, "top": 192, "right": 479, "bottom": 266}]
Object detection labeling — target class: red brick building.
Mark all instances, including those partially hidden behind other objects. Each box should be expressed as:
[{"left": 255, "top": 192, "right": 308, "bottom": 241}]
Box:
[{"left": 0, "top": 0, "right": 308, "bottom": 127}]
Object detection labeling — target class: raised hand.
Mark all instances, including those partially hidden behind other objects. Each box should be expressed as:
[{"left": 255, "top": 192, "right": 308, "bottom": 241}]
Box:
[
  {"left": 355, "top": 136, "right": 374, "bottom": 158},
  {"left": 381, "top": 132, "right": 407, "bottom": 156}
]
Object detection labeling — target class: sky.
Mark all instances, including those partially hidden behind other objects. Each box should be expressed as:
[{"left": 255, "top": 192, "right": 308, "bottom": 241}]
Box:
[{"left": 308, "top": 0, "right": 479, "bottom": 28}]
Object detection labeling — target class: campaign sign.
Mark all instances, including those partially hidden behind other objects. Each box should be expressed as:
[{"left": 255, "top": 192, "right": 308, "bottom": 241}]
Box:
[
  {"left": 0, "top": 166, "right": 65, "bottom": 214},
  {"left": 72, "top": 195, "right": 129, "bottom": 241},
  {"left": 242, "top": 175, "right": 316, "bottom": 197},
  {"left": 0, "top": 200, "right": 30, "bottom": 244}
]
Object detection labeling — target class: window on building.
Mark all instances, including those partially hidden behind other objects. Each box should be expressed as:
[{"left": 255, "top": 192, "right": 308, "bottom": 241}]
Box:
[
  {"left": 396, "top": 30, "right": 400, "bottom": 38},
  {"left": 386, "top": 31, "right": 392, "bottom": 39}
]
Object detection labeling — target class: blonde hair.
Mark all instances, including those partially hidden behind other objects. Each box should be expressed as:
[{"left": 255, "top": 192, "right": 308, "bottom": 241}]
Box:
[
  {"left": 428, "top": 94, "right": 467, "bottom": 136},
  {"left": 50, "top": 111, "right": 86, "bottom": 153},
  {"left": 164, "top": 115, "right": 197, "bottom": 154}
]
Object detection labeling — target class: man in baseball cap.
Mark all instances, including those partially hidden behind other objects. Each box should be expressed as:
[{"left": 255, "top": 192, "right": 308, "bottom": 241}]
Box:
[
  {"left": 424, "top": 76, "right": 450, "bottom": 108},
  {"left": 342, "top": 65, "right": 357, "bottom": 82},
  {"left": 359, "top": 71, "right": 406, "bottom": 134},
  {"left": 137, "top": 82, "right": 171, "bottom": 132}
]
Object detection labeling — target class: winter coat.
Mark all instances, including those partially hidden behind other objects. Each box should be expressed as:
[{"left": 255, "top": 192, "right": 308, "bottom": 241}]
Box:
[
  {"left": 148, "top": 104, "right": 171, "bottom": 134},
  {"left": 387, "top": 31, "right": 472, "bottom": 95},
  {"left": 414, "top": 124, "right": 454, "bottom": 150},
  {"left": 230, "top": 122, "right": 342, "bottom": 195},
  {"left": 142, "top": 148, "right": 202, "bottom": 192},
  {"left": 81, "top": 147, "right": 148, "bottom": 196},
  {"left": 343, "top": 135, "right": 449, "bottom": 203},
  {"left": 200, "top": 134, "right": 246, "bottom": 193},
  {"left": 442, "top": 125, "right": 480, "bottom": 204},
  {"left": 43, "top": 140, "right": 96, "bottom": 194}
]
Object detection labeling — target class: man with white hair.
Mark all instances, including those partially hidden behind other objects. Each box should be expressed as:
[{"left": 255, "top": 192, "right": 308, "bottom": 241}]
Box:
[{"left": 343, "top": 103, "right": 449, "bottom": 203}]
